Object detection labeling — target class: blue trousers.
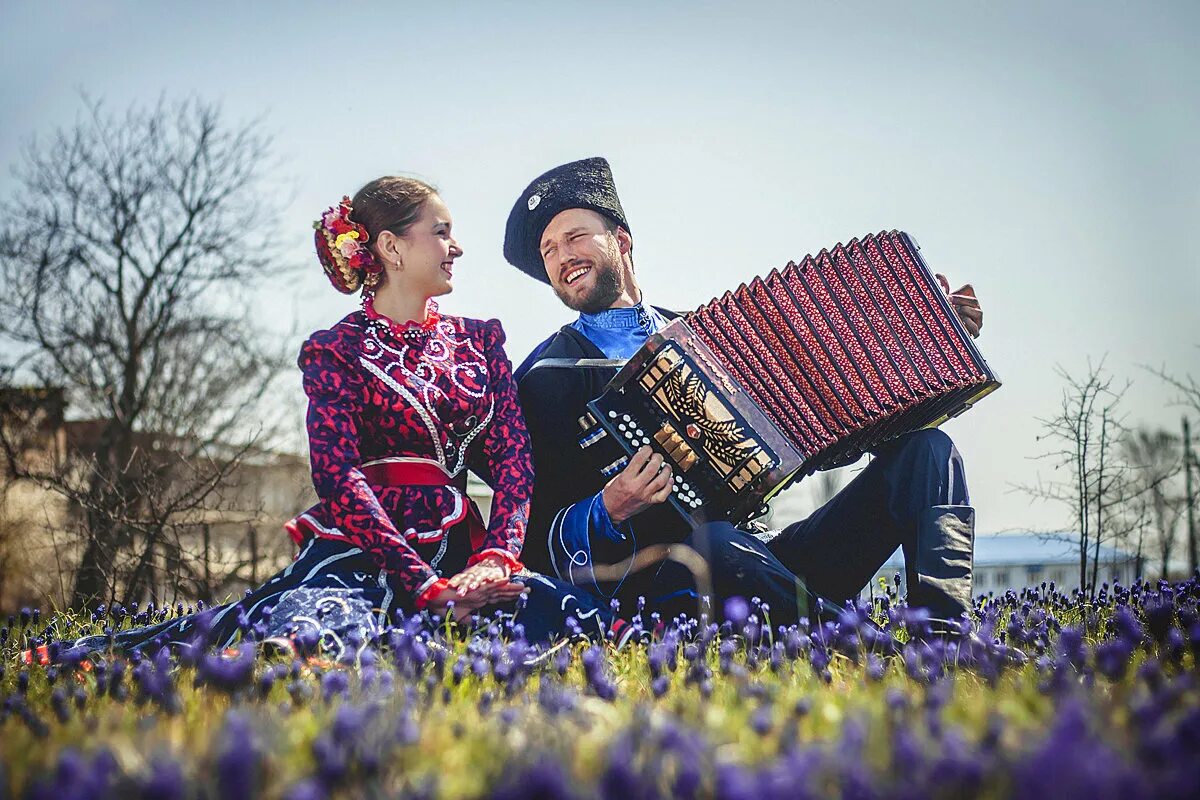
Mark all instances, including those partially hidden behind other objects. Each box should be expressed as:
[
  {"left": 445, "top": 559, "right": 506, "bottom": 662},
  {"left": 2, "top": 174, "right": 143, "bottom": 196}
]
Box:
[{"left": 637, "top": 429, "right": 975, "bottom": 625}]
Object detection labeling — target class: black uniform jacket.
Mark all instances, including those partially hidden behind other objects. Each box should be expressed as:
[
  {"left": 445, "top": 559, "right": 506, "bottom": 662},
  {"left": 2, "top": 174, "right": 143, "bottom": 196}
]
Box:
[{"left": 515, "top": 312, "right": 691, "bottom": 597}]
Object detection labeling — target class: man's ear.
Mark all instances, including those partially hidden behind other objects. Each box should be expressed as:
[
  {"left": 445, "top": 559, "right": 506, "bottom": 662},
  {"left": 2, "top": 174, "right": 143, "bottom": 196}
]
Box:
[{"left": 615, "top": 226, "right": 633, "bottom": 256}]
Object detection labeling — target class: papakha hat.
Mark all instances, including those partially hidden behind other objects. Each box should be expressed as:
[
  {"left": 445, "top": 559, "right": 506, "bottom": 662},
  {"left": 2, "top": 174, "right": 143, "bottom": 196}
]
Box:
[{"left": 503, "top": 157, "right": 630, "bottom": 284}]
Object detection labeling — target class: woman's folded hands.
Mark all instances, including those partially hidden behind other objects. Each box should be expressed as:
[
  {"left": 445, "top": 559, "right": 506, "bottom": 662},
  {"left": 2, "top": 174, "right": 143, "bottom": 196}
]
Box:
[{"left": 427, "top": 554, "right": 527, "bottom": 619}]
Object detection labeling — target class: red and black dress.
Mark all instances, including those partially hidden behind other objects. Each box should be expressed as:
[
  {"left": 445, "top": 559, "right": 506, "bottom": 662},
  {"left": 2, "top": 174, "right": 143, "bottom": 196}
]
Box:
[
  {"left": 287, "top": 298, "right": 535, "bottom": 605},
  {"left": 69, "top": 300, "right": 626, "bottom": 658}
]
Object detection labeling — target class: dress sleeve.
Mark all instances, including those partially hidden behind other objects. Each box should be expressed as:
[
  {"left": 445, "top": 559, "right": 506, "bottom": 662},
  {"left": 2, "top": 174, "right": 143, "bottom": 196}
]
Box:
[
  {"left": 300, "top": 332, "right": 441, "bottom": 600},
  {"left": 464, "top": 319, "right": 532, "bottom": 568}
]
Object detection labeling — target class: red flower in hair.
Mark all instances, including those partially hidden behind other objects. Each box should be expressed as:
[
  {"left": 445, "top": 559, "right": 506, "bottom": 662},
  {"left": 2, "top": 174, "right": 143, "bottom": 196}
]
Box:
[{"left": 313, "top": 197, "right": 380, "bottom": 294}]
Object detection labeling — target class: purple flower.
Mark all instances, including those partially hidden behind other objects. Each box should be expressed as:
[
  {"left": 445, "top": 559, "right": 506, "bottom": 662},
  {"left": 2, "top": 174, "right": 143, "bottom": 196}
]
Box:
[
  {"left": 1112, "top": 606, "right": 1145, "bottom": 646},
  {"left": 282, "top": 779, "right": 327, "bottom": 800},
  {"left": 196, "top": 644, "right": 256, "bottom": 693},
  {"left": 724, "top": 596, "right": 750, "bottom": 627},
  {"left": 1057, "top": 625, "right": 1087, "bottom": 671},
  {"left": 321, "top": 670, "right": 350, "bottom": 702},
  {"left": 1095, "top": 639, "right": 1135, "bottom": 681},
  {"left": 1012, "top": 701, "right": 1143, "bottom": 798},
  {"left": 491, "top": 758, "right": 578, "bottom": 800},
  {"left": 751, "top": 704, "right": 773, "bottom": 736},
  {"left": 215, "top": 711, "right": 259, "bottom": 800},
  {"left": 141, "top": 756, "right": 185, "bottom": 800},
  {"left": 312, "top": 732, "right": 348, "bottom": 786}
]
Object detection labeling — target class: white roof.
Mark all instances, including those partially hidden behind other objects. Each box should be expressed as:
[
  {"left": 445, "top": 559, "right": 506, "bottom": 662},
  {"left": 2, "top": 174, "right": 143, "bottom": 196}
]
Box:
[{"left": 880, "top": 532, "right": 1135, "bottom": 569}]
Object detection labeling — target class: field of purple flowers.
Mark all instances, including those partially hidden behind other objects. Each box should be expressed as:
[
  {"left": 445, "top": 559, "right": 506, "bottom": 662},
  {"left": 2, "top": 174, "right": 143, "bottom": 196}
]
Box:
[{"left": 2, "top": 578, "right": 1199, "bottom": 800}]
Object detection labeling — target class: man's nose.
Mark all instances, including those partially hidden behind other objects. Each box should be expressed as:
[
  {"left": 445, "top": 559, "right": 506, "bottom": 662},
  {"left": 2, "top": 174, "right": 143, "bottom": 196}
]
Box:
[
  {"left": 558, "top": 245, "right": 578, "bottom": 271},
  {"left": 450, "top": 238, "right": 463, "bottom": 257}
]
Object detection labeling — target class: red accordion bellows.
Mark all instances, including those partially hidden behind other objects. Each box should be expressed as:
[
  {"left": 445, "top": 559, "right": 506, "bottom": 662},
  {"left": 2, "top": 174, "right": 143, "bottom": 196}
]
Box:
[
  {"left": 683, "top": 230, "right": 998, "bottom": 474},
  {"left": 584, "top": 230, "right": 999, "bottom": 527}
]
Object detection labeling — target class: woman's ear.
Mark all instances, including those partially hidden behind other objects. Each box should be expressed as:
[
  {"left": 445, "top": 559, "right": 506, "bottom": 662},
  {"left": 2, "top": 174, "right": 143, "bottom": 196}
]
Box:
[{"left": 374, "top": 229, "right": 406, "bottom": 270}]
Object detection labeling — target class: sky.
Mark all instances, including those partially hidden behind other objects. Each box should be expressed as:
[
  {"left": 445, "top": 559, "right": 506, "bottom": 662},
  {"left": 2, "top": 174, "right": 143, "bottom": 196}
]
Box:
[{"left": 1, "top": 0, "right": 1196, "bottom": 535}]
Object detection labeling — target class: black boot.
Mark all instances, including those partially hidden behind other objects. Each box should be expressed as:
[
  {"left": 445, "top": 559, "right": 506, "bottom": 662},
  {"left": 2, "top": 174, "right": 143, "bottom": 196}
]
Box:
[{"left": 907, "top": 505, "right": 975, "bottom": 620}]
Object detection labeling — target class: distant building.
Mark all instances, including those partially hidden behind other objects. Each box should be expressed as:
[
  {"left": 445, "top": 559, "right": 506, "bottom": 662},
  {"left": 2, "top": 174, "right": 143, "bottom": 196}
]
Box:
[
  {"left": 1, "top": 381, "right": 510, "bottom": 609},
  {"left": 862, "top": 532, "right": 1140, "bottom": 599},
  {"left": 0, "top": 386, "right": 312, "bottom": 608}
]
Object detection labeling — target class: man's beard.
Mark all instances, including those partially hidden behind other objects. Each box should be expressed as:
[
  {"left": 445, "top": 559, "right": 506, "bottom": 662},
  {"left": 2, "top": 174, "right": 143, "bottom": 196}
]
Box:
[{"left": 555, "top": 254, "right": 623, "bottom": 314}]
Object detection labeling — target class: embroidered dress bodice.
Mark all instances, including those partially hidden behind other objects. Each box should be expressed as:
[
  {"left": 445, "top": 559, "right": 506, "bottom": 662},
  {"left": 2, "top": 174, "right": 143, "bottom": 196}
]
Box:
[
  {"left": 357, "top": 298, "right": 493, "bottom": 474},
  {"left": 288, "top": 303, "right": 532, "bottom": 599}
]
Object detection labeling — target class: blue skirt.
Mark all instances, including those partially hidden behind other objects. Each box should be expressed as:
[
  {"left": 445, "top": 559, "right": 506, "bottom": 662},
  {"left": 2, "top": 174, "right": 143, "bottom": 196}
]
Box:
[{"left": 74, "top": 537, "right": 629, "bottom": 658}]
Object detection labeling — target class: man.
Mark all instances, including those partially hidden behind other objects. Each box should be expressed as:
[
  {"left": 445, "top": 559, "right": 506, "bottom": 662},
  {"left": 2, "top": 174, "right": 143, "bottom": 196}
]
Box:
[{"left": 506, "top": 157, "right": 983, "bottom": 627}]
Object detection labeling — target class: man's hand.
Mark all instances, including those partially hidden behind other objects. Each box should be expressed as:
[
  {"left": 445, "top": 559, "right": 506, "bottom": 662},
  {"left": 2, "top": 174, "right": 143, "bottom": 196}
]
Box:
[
  {"left": 602, "top": 445, "right": 673, "bottom": 524},
  {"left": 935, "top": 274, "right": 983, "bottom": 338}
]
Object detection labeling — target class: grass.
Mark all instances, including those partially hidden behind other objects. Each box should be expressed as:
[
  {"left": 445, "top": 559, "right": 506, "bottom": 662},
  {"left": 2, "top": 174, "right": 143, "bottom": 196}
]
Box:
[{"left": 1, "top": 583, "right": 1197, "bottom": 799}]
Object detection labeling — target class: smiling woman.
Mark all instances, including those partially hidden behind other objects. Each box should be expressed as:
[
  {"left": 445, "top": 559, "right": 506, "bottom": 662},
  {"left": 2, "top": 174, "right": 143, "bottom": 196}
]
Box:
[
  {"left": 57, "top": 175, "right": 634, "bottom": 658},
  {"left": 350, "top": 178, "right": 464, "bottom": 325}
]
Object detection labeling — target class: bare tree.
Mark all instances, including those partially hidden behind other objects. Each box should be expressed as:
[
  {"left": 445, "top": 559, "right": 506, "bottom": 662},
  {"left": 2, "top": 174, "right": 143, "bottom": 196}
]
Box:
[
  {"left": 1145, "top": 350, "right": 1200, "bottom": 418},
  {"left": 0, "top": 97, "right": 291, "bottom": 608},
  {"left": 1019, "top": 359, "right": 1138, "bottom": 592},
  {"left": 1144, "top": 354, "right": 1199, "bottom": 574},
  {"left": 1121, "top": 426, "right": 1184, "bottom": 578}
]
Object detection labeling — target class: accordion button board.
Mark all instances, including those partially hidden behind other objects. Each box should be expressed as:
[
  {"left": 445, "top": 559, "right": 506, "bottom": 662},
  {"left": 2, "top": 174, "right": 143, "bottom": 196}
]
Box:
[
  {"left": 585, "top": 230, "right": 1000, "bottom": 528},
  {"left": 588, "top": 331, "right": 804, "bottom": 526}
]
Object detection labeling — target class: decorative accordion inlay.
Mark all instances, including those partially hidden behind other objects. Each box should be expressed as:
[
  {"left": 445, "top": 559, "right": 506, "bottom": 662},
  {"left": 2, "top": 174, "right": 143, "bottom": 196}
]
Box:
[
  {"left": 635, "top": 343, "right": 776, "bottom": 492},
  {"left": 587, "top": 230, "right": 1000, "bottom": 527}
]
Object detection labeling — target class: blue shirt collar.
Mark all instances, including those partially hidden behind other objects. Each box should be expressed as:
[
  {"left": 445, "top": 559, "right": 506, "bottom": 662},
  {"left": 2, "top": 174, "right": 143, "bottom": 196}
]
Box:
[{"left": 576, "top": 301, "right": 656, "bottom": 330}]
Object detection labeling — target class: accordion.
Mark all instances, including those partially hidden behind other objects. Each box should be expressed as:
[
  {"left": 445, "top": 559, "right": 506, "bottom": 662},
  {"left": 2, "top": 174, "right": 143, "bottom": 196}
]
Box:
[{"left": 580, "top": 230, "right": 999, "bottom": 527}]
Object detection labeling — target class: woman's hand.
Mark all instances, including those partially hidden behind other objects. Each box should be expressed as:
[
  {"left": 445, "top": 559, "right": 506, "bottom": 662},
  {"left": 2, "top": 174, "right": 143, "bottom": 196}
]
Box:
[
  {"left": 447, "top": 554, "right": 511, "bottom": 595},
  {"left": 425, "top": 579, "right": 526, "bottom": 620},
  {"left": 459, "top": 580, "right": 527, "bottom": 608}
]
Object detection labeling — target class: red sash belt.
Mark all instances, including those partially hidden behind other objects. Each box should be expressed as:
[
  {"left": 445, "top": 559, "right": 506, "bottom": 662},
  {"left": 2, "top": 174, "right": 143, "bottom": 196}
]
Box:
[
  {"left": 360, "top": 459, "right": 468, "bottom": 492},
  {"left": 360, "top": 459, "right": 486, "bottom": 550}
]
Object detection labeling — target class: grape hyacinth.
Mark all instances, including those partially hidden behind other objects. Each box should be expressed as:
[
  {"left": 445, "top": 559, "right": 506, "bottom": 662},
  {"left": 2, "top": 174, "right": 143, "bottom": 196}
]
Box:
[{"left": 0, "top": 575, "right": 1198, "bottom": 798}]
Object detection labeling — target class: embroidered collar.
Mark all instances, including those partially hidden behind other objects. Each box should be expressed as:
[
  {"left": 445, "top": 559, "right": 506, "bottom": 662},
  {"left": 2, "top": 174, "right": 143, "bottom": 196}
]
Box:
[
  {"left": 362, "top": 295, "right": 440, "bottom": 339},
  {"left": 575, "top": 301, "right": 655, "bottom": 330}
]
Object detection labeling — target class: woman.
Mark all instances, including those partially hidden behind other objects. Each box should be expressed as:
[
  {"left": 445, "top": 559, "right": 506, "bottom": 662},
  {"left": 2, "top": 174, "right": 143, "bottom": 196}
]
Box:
[{"left": 66, "top": 177, "right": 630, "bottom": 660}]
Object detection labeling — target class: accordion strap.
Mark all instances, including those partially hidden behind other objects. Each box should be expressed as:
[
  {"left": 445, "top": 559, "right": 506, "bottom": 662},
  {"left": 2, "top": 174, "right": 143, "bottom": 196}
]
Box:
[{"left": 527, "top": 357, "right": 626, "bottom": 372}]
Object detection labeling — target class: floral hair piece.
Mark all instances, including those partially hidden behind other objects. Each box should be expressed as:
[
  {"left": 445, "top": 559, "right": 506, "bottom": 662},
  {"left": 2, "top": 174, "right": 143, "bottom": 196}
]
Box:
[{"left": 313, "top": 197, "right": 383, "bottom": 294}]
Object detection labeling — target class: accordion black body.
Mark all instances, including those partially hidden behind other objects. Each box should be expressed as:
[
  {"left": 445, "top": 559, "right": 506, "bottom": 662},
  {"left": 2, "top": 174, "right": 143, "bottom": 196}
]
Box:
[{"left": 580, "top": 230, "right": 1000, "bottom": 527}]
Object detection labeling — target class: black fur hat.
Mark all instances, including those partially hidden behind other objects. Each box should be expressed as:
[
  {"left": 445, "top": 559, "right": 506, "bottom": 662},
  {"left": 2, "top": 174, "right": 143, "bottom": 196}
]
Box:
[{"left": 503, "top": 157, "right": 629, "bottom": 284}]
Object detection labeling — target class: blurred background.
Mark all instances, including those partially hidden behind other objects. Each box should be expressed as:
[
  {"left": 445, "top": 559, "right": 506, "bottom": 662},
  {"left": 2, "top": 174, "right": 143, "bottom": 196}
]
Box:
[{"left": 0, "top": 0, "right": 1195, "bottom": 609}]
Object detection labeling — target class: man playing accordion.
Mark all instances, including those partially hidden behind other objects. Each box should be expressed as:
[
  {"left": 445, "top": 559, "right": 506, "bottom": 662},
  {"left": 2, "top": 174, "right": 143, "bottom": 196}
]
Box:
[{"left": 507, "top": 157, "right": 985, "bottom": 629}]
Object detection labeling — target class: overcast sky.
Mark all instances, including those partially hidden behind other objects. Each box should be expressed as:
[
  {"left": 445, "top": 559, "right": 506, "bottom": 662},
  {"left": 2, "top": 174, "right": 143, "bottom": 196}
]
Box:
[{"left": 1, "top": 0, "right": 1196, "bottom": 535}]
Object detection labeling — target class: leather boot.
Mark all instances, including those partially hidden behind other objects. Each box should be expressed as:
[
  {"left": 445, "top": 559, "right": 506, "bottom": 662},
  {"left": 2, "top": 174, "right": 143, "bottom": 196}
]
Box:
[{"left": 908, "top": 505, "right": 975, "bottom": 620}]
